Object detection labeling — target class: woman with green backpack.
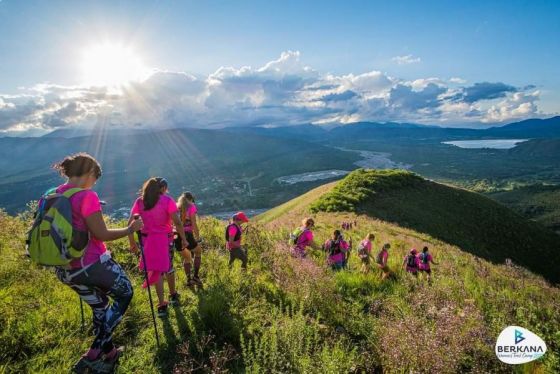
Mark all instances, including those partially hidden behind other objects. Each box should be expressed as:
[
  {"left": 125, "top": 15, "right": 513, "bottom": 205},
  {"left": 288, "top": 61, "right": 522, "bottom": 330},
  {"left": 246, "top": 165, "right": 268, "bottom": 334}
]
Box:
[
  {"left": 47, "top": 153, "right": 143, "bottom": 372},
  {"left": 290, "top": 217, "right": 320, "bottom": 258}
]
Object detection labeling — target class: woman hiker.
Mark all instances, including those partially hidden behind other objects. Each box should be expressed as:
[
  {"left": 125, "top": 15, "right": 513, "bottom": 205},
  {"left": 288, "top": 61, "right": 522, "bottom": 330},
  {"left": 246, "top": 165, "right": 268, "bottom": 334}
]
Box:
[{"left": 52, "top": 153, "right": 143, "bottom": 371}]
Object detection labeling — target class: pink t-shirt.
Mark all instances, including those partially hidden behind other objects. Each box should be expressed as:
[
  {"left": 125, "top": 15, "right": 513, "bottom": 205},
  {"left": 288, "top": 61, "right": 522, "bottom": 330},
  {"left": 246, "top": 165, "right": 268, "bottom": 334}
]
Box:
[
  {"left": 378, "top": 250, "right": 388, "bottom": 266},
  {"left": 182, "top": 203, "right": 197, "bottom": 232},
  {"left": 226, "top": 223, "right": 242, "bottom": 250},
  {"left": 418, "top": 253, "right": 433, "bottom": 270},
  {"left": 325, "top": 239, "right": 349, "bottom": 263},
  {"left": 295, "top": 229, "right": 314, "bottom": 250},
  {"left": 131, "top": 194, "right": 178, "bottom": 234},
  {"left": 56, "top": 184, "right": 107, "bottom": 269},
  {"left": 359, "top": 239, "right": 372, "bottom": 254}
]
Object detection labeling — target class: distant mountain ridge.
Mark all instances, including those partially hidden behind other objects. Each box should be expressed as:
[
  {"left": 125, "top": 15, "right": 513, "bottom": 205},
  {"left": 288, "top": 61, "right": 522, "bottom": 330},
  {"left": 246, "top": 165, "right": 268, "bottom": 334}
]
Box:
[{"left": 25, "top": 115, "right": 560, "bottom": 141}]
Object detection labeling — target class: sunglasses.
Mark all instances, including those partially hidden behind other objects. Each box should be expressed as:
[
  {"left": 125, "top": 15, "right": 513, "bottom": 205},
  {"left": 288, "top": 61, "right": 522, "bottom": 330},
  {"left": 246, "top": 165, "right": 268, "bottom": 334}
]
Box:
[
  {"left": 91, "top": 169, "right": 102, "bottom": 179},
  {"left": 155, "top": 177, "right": 168, "bottom": 187}
]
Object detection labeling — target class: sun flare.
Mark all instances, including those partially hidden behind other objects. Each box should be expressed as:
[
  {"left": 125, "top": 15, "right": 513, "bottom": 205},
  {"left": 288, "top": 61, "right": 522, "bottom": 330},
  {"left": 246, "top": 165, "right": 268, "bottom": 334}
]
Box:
[{"left": 81, "top": 43, "right": 148, "bottom": 87}]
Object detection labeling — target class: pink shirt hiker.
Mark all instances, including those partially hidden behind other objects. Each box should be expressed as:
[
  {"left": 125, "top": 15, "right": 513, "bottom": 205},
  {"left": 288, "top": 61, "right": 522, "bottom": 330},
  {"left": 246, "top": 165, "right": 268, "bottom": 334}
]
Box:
[
  {"left": 296, "top": 229, "right": 313, "bottom": 250},
  {"left": 291, "top": 228, "right": 314, "bottom": 257},
  {"left": 131, "top": 195, "right": 178, "bottom": 282},
  {"left": 57, "top": 184, "right": 107, "bottom": 269},
  {"left": 359, "top": 239, "right": 372, "bottom": 255},
  {"left": 378, "top": 250, "right": 389, "bottom": 267},
  {"left": 226, "top": 223, "right": 242, "bottom": 250},
  {"left": 183, "top": 203, "right": 198, "bottom": 232},
  {"left": 404, "top": 254, "right": 420, "bottom": 273},
  {"left": 324, "top": 239, "right": 349, "bottom": 264},
  {"left": 418, "top": 253, "right": 433, "bottom": 271}
]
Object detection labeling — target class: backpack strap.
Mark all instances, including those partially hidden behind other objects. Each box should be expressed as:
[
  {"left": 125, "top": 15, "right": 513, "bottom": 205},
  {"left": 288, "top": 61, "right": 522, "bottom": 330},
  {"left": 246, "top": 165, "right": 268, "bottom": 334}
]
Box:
[{"left": 62, "top": 187, "right": 84, "bottom": 199}]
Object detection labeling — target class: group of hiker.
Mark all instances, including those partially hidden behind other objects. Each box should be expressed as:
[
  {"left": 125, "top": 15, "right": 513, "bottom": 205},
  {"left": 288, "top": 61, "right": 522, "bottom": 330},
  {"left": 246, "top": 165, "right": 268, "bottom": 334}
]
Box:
[
  {"left": 27, "top": 152, "right": 437, "bottom": 372},
  {"left": 27, "top": 153, "right": 253, "bottom": 372},
  {"left": 341, "top": 220, "right": 356, "bottom": 230},
  {"left": 289, "top": 218, "right": 437, "bottom": 281}
]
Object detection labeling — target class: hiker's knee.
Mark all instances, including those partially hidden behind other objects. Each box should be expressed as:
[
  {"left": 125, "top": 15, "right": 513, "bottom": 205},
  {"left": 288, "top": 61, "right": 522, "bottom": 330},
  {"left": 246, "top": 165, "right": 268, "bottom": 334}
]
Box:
[{"left": 182, "top": 249, "right": 192, "bottom": 262}]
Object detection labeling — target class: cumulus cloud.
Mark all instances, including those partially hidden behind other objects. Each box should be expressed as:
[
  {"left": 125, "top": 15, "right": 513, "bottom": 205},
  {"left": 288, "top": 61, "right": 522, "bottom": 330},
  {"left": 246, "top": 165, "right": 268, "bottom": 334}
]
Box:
[
  {"left": 484, "top": 91, "right": 540, "bottom": 123},
  {"left": 0, "top": 51, "right": 546, "bottom": 133},
  {"left": 452, "top": 82, "right": 518, "bottom": 104},
  {"left": 449, "top": 77, "right": 467, "bottom": 84},
  {"left": 392, "top": 54, "right": 421, "bottom": 65}
]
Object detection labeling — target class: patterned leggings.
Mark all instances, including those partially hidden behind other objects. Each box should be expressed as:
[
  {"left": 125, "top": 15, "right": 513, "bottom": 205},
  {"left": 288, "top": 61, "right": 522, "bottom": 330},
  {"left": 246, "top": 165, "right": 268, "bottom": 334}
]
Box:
[{"left": 56, "top": 257, "right": 133, "bottom": 353}]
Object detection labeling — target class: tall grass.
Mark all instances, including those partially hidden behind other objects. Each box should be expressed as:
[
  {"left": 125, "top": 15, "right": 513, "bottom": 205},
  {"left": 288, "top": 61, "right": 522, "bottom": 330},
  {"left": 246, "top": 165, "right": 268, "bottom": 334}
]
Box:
[{"left": 0, "top": 206, "right": 559, "bottom": 373}]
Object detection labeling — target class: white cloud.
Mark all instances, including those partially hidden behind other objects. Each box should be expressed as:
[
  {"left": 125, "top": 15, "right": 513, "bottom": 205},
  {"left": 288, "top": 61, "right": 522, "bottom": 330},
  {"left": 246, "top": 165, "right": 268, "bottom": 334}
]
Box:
[
  {"left": 392, "top": 54, "right": 421, "bottom": 65},
  {"left": 483, "top": 90, "right": 540, "bottom": 123},
  {"left": 0, "top": 51, "right": 546, "bottom": 134},
  {"left": 449, "top": 77, "right": 467, "bottom": 84}
]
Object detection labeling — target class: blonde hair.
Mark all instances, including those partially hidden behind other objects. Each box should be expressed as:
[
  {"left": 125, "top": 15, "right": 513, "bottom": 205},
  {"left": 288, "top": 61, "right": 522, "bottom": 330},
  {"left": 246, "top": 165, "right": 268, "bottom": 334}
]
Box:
[
  {"left": 177, "top": 192, "right": 195, "bottom": 222},
  {"left": 302, "top": 217, "right": 315, "bottom": 227}
]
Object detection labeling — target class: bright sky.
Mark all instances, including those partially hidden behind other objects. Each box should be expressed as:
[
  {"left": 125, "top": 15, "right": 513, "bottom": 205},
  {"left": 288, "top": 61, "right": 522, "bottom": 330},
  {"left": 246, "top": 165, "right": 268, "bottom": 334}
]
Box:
[{"left": 0, "top": 0, "right": 559, "bottom": 134}]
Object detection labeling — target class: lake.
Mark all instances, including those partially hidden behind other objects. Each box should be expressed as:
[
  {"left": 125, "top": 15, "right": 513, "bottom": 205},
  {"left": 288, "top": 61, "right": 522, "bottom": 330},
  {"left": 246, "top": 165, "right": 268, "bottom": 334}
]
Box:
[{"left": 442, "top": 139, "right": 529, "bottom": 149}]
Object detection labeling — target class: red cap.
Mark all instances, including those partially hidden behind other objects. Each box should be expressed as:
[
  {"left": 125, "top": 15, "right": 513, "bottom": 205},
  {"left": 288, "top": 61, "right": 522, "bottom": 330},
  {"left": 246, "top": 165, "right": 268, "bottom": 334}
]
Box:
[{"left": 233, "top": 211, "right": 249, "bottom": 223}]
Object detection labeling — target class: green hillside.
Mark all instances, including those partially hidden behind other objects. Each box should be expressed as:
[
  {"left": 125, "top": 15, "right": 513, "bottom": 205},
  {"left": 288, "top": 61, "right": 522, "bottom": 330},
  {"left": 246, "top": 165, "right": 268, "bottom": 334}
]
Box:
[
  {"left": 1, "top": 170, "right": 560, "bottom": 372},
  {"left": 309, "top": 169, "right": 560, "bottom": 284},
  {"left": 490, "top": 184, "right": 560, "bottom": 234}
]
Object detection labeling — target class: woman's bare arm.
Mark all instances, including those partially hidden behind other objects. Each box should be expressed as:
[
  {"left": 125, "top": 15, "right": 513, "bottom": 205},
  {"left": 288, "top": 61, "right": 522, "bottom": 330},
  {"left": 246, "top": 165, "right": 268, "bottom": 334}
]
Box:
[
  {"left": 172, "top": 212, "right": 188, "bottom": 246},
  {"left": 190, "top": 214, "right": 200, "bottom": 240},
  {"left": 85, "top": 212, "right": 143, "bottom": 242}
]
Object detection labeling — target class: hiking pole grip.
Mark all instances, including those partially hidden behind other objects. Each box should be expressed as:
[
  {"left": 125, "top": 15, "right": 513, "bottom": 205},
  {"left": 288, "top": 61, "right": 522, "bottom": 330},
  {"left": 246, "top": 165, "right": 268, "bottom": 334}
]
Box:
[
  {"left": 133, "top": 214, "right": 160, "bottom": 347},
  {"left": 133, "top": 214, "right": 143, "bottom": 247}
]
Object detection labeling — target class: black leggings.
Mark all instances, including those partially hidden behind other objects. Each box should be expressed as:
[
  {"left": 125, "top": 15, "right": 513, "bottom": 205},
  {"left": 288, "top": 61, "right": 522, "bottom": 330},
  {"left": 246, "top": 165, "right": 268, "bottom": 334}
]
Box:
[{"left": 56, "top": 258, "right": 133, "bottom": 353}]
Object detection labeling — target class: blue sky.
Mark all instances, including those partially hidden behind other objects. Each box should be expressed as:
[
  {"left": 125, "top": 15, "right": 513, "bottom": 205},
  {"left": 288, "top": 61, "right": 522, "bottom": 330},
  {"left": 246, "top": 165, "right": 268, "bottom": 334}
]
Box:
[{"left": 1, "top": 0, "right": 559, "bottom": 133}]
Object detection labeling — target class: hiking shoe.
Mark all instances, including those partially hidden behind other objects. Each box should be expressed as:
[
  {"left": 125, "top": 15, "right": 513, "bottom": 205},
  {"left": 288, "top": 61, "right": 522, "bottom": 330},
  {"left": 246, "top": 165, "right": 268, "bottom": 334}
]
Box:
[
  {"left": 169, "top": 292, "right": 180, "bottom": 306},
  {"left": 157, "top": 302, "right": 169, "bottom": 318},
  {"left": 72, "top": 347, "right": 124, "bottom": 374},
  {"left": 192, "top": 276, "right": 203, "bottom": 287}
]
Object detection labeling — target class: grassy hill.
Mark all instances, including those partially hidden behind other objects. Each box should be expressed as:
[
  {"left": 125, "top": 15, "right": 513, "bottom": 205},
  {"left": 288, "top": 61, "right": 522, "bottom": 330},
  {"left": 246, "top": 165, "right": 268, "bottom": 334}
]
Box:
[
  {"left": 308, "top": 169, "right": 560, "bottom": 284},
  {"left": 1, "top": 170, "right": 560, "bottom": 372},
  {"left": 490, "top": 184, "right": 560, "bottom": 234}
]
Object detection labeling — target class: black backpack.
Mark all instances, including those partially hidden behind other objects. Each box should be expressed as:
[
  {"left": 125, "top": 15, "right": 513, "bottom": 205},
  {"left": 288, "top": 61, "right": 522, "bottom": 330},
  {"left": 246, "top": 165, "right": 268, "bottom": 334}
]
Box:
[
  {"left": 406, "top": 254, "right": 417, "bottom": 268},
  {"left": 328, "top": 239, "right": 342, "bottom": 256},
  {"left": 420, "top": 252, "right": 429, "bottom": 264},
  {"left": 225, "top": 223, "right": 241, "bottom": 242}
]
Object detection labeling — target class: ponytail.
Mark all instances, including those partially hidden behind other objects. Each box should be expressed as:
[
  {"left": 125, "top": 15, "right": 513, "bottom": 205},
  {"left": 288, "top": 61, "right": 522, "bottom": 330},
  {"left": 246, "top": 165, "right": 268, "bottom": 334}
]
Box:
[
  {"left": 53, "top": 153, "right": 102, "bottom": 179},
  {"left": 141, "top": 178, "right": 162, "bottom": 210}
]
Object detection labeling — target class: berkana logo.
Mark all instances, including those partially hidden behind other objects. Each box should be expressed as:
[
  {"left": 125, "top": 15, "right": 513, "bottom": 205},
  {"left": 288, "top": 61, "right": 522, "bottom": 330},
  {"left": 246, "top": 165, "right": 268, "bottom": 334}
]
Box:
[
  {"left": 495, "top": 326, "right": 547, "bottom": 365},
  {"left": 514, "top": 330, "right": 525, "bottom": 344}
]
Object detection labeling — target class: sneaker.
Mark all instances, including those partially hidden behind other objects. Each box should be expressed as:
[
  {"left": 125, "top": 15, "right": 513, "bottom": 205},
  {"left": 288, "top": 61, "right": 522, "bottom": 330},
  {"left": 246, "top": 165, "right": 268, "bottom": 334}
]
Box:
[
  {"left": 157, "top": 302, "right": 169, "bottom": 318},
  {"left": 73, "top": 347, "right": 124, "bottom": 374},
  {"left": 192, "top": 276, "right": 203, "bottom": 286},
  {"left": 169, "top": 292, "right": 180, "bottom": 306}
]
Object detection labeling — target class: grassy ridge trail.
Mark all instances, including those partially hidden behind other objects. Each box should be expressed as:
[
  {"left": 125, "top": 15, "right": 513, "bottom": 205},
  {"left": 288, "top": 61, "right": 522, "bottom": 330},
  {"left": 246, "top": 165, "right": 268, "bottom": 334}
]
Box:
[{"left": 1, "top": 171, "right": 559, "bottom": 372}]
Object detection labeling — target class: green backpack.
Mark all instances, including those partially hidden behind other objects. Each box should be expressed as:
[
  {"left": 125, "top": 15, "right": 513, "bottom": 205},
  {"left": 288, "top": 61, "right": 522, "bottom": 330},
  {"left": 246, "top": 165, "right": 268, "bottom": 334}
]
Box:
[
  {"left": 26, "top": 187, "right": 89, "bottom": 266},
  {"left": 289, "top": 227, "right": 305, "bottom": 246}
]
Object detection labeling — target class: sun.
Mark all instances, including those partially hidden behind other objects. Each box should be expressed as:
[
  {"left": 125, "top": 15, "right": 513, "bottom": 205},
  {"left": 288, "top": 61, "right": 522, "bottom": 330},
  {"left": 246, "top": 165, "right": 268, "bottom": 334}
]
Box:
[{"left": 81, "top": 43, "right": 148, "bottom": 87}]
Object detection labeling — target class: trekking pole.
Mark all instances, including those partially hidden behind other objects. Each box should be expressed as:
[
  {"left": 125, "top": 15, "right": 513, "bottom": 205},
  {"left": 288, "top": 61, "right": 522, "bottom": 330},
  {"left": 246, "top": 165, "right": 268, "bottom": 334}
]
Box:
[
  {"left": 79, "top": 298, "right": 85, "bottom": 332},
  {"left": 134, "top": 214, "right": 160, "bottom": 347}
]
